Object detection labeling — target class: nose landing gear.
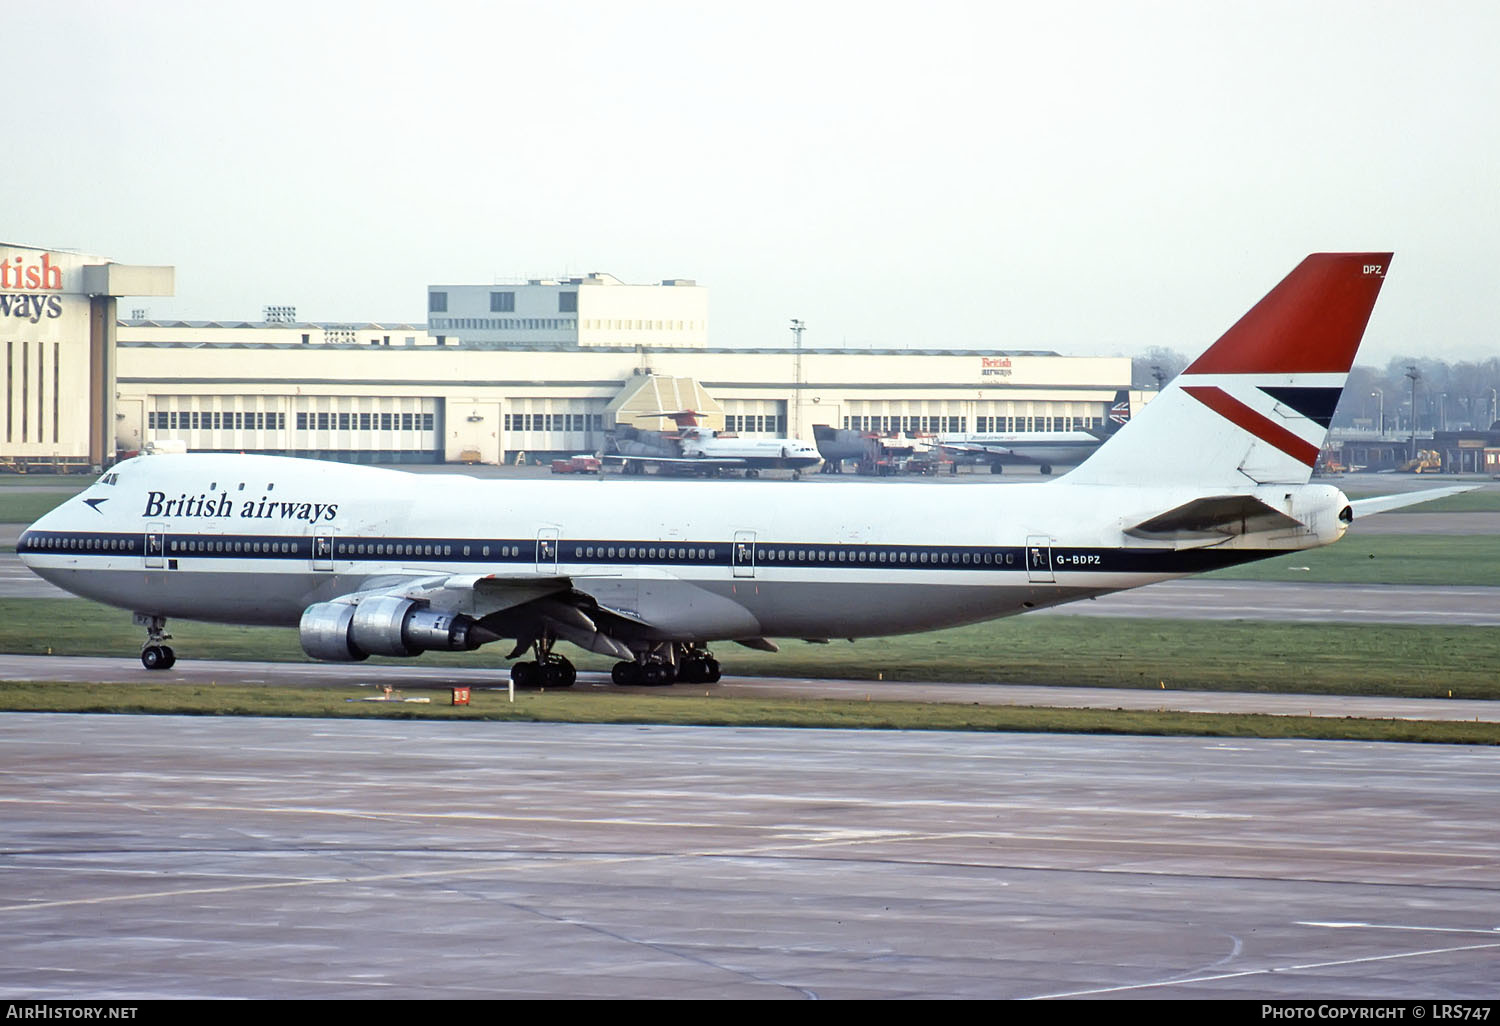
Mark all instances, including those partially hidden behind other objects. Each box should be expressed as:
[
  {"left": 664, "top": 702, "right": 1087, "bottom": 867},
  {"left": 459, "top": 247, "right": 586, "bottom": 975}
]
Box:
[{"left": 134, "top": 613, "right": 176, "bottom": 670}]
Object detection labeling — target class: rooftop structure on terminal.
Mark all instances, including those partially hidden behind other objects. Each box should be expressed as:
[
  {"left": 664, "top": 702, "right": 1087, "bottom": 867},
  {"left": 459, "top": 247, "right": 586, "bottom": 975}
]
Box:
[{"left": 426, "top": 272, "right": 708, "bottom": 349}]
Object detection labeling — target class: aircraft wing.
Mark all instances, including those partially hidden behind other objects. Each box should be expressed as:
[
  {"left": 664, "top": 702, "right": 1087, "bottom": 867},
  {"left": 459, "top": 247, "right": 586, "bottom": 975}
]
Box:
[
  {"left": 1349, "top": 484, "right": 1478, "bottom": 518},
  {"left": 321, "top": 568, "right": 678, "bottom": 662}
]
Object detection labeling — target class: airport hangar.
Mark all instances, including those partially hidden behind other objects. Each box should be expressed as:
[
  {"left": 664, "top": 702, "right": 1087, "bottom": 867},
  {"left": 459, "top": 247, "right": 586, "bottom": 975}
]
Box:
[{"left": 1, "top": 243, "right": 1133, "bottom": 470}]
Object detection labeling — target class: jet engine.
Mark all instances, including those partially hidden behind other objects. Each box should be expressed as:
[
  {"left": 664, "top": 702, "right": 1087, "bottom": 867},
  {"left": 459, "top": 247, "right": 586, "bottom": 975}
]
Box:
[{"left": 300, "top": 596, "right": 482, "bottom": 661}]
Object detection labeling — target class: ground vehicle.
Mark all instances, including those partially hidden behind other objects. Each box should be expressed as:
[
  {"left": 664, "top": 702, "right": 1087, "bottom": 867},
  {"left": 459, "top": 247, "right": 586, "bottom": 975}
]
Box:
[
  {"left": 1399, "top": 449, "right": 1441, "bottom": 473},
  {"left": 551, "top": 454, "right": 602, "bottom": 474}
]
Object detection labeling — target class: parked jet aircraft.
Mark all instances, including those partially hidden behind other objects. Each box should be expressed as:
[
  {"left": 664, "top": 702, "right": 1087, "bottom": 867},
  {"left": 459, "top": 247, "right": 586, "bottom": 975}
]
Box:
[
  {"left": 20, "top": 253, "right": 1437, "bottom": 687},
  {"left": 603, "top": 410, "right": 824, "bottom": 478},
  {"left": 938, "top": 389, "right": 1133, "bottom": 474}
]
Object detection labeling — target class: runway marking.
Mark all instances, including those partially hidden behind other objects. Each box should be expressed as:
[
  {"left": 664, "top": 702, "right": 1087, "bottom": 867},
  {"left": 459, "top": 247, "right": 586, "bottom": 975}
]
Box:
[
  {"left": 0, "top": 793, "right": 1255, "bottom": 825},
  {"left": 1028, "top": 940, "right": 1500, "bottom": 999},
  {"left": 1299, "top": 920, "right": 1500, "bottom": 935},
  {"left": 0, "top": 856, "right": 671, "bottom": 914}
]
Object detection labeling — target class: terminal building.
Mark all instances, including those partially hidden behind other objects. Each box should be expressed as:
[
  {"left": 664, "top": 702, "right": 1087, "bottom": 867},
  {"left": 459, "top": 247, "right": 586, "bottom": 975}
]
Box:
[
  {"left": 0, "top": 241, "right": 173, "bottom": 471},
  {"left": 3, "top": 240, "right": 1133, "bottom": 470}
]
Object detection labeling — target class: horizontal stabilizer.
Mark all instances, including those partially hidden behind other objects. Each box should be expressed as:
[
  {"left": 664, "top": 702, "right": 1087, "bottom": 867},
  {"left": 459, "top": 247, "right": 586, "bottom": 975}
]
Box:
[
  {"left": 1125, "top": 494, "right": 1305, "bottom": 539},
  {"left": 1350, "top": 485, "right": 1478, "bottom": 518}
]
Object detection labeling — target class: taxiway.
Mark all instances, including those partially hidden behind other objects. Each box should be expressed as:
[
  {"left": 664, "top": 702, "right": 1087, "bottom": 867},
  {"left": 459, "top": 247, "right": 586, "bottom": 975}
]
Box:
[{"left": 1, "top": 714, "right": 1495, "bottom": 1000}]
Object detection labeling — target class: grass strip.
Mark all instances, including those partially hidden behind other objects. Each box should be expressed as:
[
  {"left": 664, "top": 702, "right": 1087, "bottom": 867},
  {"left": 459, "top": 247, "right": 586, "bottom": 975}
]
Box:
[
  {"left": 0, "top": 680, "right": 1494, "bottom": 745},
  {"left": 1203, "top": 533, "right": 1500, "bottom": 586},
  {"left": 0, "top": 490, "right": 86, "bottom": 524},
  {"left": 1342, "top": 487, "right": 1500, "bottom": 513},
  {"left": 3, "top": 598, "right": 1498, "bottom": 700}
]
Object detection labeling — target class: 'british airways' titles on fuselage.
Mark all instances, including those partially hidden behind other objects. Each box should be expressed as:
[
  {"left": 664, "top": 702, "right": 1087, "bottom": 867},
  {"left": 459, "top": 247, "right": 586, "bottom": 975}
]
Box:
[{"left": 143, "top": 491, "right": 339, "bottom": 524}]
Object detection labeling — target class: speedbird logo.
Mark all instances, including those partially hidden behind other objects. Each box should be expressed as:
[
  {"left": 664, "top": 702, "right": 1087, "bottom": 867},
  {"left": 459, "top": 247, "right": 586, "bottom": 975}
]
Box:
[{"left": 143, "top": 491, "right": 338, "bottom": 523}]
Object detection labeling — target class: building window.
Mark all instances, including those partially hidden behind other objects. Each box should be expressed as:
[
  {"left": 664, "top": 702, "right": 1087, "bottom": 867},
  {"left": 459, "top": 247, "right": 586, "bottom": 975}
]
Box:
[
  {"left": 559, "top": 292, "right": 578, "bottom": 314},
  {"left": 429, "top": 291, "right": 448, "bottom": 313},
  {"left": 491, "top": 291, "right": 515, "bottom": 312}
]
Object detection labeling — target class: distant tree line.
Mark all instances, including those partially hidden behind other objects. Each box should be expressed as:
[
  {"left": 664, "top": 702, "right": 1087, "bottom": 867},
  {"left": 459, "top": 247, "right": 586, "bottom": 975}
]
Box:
[
  {"left": 1338, "top": 358, "right": 1500, "bottom": 434},
  {"left": 1130, "top": 349, "right": 1500, "bottom": 435}
]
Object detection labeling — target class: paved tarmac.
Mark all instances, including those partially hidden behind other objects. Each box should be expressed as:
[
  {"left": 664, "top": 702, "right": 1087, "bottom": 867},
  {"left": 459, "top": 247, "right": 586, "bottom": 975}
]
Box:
[{"left": 1, "top": 714, "right": 1494, "bottom": 1000}]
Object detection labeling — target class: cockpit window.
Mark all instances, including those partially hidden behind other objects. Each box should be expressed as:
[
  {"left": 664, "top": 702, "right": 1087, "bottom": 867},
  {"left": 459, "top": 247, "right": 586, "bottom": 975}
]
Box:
[{"left": 99, "top": 472, "right": 119, "bottom": 486}]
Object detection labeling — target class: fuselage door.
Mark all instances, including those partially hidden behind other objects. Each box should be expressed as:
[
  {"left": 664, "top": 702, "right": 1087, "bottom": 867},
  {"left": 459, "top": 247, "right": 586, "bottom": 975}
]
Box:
[
  {"left": 312, "top": 534, "right": 335, "bottom": 571},
  {"left": 1025, "top": 535, "right": 1054, "bottom": 583},
  {"left": 145, "top": 522, "right": 166, "bottom": 569},
  {"left": 732, "top": 530, "right": 756, "bottom": 578},
  {"left": 536, "top": 527, "right": 560, "bottom": 573}
]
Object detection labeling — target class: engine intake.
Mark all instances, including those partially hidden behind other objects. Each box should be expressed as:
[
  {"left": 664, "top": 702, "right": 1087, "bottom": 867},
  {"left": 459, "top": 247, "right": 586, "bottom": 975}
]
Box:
[{"left": 300, "top": 597, "right": 480, "bottom": 662}]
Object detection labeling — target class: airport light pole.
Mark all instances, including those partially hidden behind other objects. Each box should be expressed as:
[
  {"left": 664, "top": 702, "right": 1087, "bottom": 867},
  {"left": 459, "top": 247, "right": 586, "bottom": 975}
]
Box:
[
  {"left": 1371, "top": 389, "right": 1383, "bottom": 436},
  {"left": 1405, "top": 365, "right": 1420, "bottom": 460},
  {"left": 789, "top": 319, "right": 806, "bottom": 438}
]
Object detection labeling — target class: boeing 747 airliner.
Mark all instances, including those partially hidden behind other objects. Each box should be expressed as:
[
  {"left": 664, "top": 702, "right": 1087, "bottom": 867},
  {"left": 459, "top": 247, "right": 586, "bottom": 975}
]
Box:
[{"left": 19, "top": 253, "right": 1439, "bottom": 686}]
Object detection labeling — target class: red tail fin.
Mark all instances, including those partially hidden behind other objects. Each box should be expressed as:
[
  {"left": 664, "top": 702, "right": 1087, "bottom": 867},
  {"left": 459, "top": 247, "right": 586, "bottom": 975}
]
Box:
[
  {"left": 1067, "top": 253, "right": 1393, "bottom": 488},
  {"left": 1185, "top": 254, "right": 1393, "bottom": 376}
]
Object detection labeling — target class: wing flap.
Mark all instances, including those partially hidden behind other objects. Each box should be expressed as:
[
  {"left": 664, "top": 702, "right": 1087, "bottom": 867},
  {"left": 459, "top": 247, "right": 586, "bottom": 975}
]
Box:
[{"left": 1125, "top": 494, "right": 1305, "bottom": 540}]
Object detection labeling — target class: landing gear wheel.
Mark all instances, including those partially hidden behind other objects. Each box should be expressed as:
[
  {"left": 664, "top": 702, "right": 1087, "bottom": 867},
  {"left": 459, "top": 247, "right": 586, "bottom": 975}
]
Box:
[
  {"left": 1040, "top": 464, "right": 1053, "bottom": 476},
  {"left": 989, "top": 463, "right": 1003, "bottom": 475},
  {"left": 640, "top": 663, "right": 676, "bottom": 686},
  {"left": 541, "top": 659, "right": 576, "bottom": 688},
  {"left": 141, "top": 645, "right": 175, "bottom": 671},
  {"left": 678, "top": 656, "right": 721, "bottom": 684},
  {"left": 511, "top": 661, "right": 538, "bottom": 688},
  {"left": 611, "top": 661, "right": 641, "bottom": 686},
  {"left": 136, "top": 614, "right": 175, "bottom": 671}
]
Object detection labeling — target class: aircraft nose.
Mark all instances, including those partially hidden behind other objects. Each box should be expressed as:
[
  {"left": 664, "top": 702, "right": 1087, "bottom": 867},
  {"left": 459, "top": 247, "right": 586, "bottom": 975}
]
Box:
[{"left": 17, "top": 497, "right": 74, "bottom": 566}]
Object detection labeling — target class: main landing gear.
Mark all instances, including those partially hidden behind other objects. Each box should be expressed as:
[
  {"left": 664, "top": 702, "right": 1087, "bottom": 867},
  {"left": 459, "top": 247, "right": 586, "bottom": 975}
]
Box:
[
  {"left": 610, "top": 643, "right": 721, "bottom": 686},
  {"left": 508, "top": 633, "right": 576, "bottom": 688},
  {"left": 134, "top": 613, "right": 176, "bottom": 670}
]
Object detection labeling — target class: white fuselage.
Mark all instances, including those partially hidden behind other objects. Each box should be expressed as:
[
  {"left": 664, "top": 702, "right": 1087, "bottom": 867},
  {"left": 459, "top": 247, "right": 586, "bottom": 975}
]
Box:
[{"left": 19, "top": 454, "right": 1349, "bottom": 648}]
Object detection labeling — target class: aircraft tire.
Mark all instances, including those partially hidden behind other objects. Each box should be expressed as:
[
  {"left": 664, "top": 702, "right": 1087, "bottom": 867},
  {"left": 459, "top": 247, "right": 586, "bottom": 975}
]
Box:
[
  {"left": 511, "top": 661, "right": 538, "bottom": 688},
  {"left": 141, "top": 645, "right": 173, "bottom": 671},
  {"left": 611, "top": 661, "right": 640, "bottom": 686},
  {"left": 989, "top": 463, "right": 1003, "bottom": 475},
  {"left": 640, "top": 663, "right": 676, "bottom": 686},
  {"left": 1040, "top": 464, "right": 1053, "bottom": 475},
  {"left": 542, "top": 659, "right": 576, "bottom": 688},
  {"left": 680, "top": 658, "right": 715, "bottom": 684}
]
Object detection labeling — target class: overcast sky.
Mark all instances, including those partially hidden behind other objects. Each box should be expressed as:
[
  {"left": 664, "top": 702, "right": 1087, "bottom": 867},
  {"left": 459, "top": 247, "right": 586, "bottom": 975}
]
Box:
[{"left": 5, "top": 1, "right": 1496, "bottom": 364}]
